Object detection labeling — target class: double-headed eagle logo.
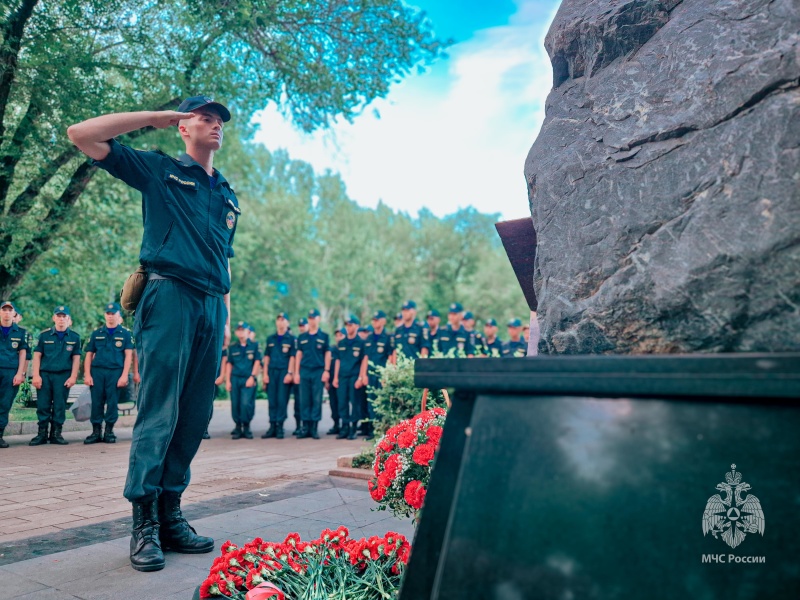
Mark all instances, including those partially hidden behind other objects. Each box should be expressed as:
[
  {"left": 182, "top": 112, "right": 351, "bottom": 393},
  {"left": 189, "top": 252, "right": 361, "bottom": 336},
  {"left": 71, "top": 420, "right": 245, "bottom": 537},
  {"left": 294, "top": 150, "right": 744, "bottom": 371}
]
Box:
[{"left": 702, "top": 464, "right": 765, "bottom": 548}]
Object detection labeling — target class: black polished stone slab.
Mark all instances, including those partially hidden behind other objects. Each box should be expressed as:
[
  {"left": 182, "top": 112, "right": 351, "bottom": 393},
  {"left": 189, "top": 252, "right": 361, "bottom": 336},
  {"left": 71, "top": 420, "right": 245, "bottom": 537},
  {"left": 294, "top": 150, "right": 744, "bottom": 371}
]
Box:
[{"left": 401, "top": 354, "right": 800, "bottom": 600}]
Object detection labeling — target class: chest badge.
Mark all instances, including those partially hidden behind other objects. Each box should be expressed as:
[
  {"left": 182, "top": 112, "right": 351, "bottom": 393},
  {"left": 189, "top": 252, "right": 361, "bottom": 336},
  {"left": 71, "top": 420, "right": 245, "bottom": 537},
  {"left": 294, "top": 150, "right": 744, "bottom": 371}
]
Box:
[
  {"left": 11, "top": 341, "right": 18, "bottom": 348},
  {"left": 115, "top": 341, "right": 123, "bottom": 347},
  {"left": 408, "top": 335, "right": 416, "bottom": 344},
  {"left": 226, "top": 211, "right": 236, "bottom": 229}
]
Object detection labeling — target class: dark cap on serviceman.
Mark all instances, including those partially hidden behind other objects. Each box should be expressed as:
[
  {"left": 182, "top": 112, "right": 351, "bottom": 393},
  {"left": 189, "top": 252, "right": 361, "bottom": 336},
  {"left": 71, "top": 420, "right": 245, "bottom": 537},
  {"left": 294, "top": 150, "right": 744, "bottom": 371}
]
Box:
[
  {"left": 0, "top": 300, "right": 16, "bottom": 312},
  {"left": 177, "top": 95, "right": 231, "bottom": 122},
  {"left": 372, "top": 310, "right": 387, "bottom": 320},
  {"left": 235, "top": 320, "right": 249, "bottom": 330},
  {"left": 401, "top": 300, "right": 416, "bottom": 310},
  {"left": 276, "top": 312, "right": 289, "bottom": 321},
  {"left": 308, "top": 308, "right": 321, "bottom": 318},
  {"left": 53, "top": 305, "right": 70, "bottom": 316},
  {"left": 345, "top": 314, "right": 360, "bottom": 326},
  {"left": 104, "top": 302, "right": 121, "bottom": 314}
]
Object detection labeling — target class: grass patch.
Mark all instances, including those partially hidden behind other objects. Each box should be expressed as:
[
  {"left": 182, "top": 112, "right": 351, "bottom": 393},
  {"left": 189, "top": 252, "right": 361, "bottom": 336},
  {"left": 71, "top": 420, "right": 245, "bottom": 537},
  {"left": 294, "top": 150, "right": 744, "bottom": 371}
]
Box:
[{"left": 10, "top": 406, "right": 74, "bottom": 422}]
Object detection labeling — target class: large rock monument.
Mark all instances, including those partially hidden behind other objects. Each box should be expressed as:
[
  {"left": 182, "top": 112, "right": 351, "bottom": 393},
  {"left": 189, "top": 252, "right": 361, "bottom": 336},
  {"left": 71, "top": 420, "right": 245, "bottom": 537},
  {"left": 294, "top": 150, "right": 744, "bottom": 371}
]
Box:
[{"left": 525, "top": 0, "right": 799, "bottom": 354}]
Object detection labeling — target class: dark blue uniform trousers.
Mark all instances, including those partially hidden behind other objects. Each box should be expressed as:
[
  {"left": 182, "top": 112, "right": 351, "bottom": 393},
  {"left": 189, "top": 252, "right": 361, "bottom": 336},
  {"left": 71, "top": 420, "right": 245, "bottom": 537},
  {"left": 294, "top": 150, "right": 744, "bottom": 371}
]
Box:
[
  {"left": 338, "top": 375, "right": 360, "bottom": 424},
  {"left": 365, "top": 375, "right": 380, "bottom": 420},
  {"left": 0, "top": 368, "right": 19, "bottom": 429},
  {"left": 292, "top": 384, "right": 301, "bottom": 423},
  {"left": 299, "top": 369, "right": 323, "bottom": 422},
  {"left": 267, "top": 367, "right": 290, "bottom": 422},
  {"left": 230, "top": 375, "right": 256, "bottom": 425},
  {"left": 124, "top": 278, "right": 225, "bottom": 503},
  {"left": 38, "top": 370, "right": 70, "bottom": 425},
  {"left": 90, "top": 367, "right": 123, "bottom": 425}
]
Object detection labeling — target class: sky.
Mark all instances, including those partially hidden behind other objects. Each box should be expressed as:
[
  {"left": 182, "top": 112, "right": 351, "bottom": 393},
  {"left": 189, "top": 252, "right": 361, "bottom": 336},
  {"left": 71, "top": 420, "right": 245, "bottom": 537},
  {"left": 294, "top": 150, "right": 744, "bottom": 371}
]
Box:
[{"left": 252, "top": 0, "right": 562, "bottom": 221}]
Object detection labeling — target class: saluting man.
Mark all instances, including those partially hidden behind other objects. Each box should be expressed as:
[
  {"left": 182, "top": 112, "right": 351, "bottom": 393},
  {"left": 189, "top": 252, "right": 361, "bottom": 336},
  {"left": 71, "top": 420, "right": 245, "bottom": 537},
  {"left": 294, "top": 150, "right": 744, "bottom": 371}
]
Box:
[
  {"left": 0, "top": 301, "right": 29, "bottom": 449},
  {"left": 293, "top": 309, "right": 331, "bottom": 440},
  {"left": 392, "top": 300, "right": 427, "bottom": 362},
  {"left": 226, "top": 322, "right": 262, "bottom": 440},
  {"left": 68, "top": 95, "right": 238, "bottom": 572},
  {"left": 503, "top": 319, "right": 528, "bottom": 357},
  {"left": 333, "top": 315, "right": 368, "bottom": 440},
  {"left": 437, "top": 303, "right": 475, "bottom": 357},
  {"left": 363, "top": 310, "right": 392, "bottom": 440},
  {"left": 30, "top": 305, "right": 81, "bottom": 446},
  {"left": 261, "top": 312, "right": 295, "bottom": 440},
  {"left": 84, "top": 302, "right": 134, "bottom": 444}
]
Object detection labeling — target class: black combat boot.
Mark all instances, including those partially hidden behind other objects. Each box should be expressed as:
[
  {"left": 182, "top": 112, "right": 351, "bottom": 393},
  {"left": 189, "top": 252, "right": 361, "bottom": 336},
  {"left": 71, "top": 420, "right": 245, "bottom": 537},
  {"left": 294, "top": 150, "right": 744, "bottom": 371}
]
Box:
[
  {"left": 0, "top": 426, "right": 8, "bottom": 449},
  {"left": 261, "top": 422, "right": 276, "bottom": 439},
  {"left": 347, "top": 422, "right": 358, "bottom": 440},
  {"left": 130, "top": 500, "right": 165, "bottom": 572},
  {"left": 298, "top": 420, "right": 312, "bottom": 439},
  {"left": 49, "top": 423, "right": 68, "bottom": 445},
  {"left": 29, "top": 423, "right": 49, "bottom": 446},
  {"left": 158, "top": 492, "right": 214, "bottom": 554},
  {"left": 241, "top": 422, "right": 253, "bottom": 439},
  {"left": 365, "top": 421, "right": 376, "bottom": 441},
  {"left": 310, "top": 421, "right": 320, "bottom": 440},
  {"left": 293, "top": 420, "right": 303, "bottom": 436},
  {"left": 229, "top": 425, "right": 238, "bottom": 435},
  {"left": 231, "top": 423, "right": 242, "bottom": 439},
  {"left": 84, "top": 424, "right": 103, "bottom": 444},
  {"left": 337, "top": 423, "right": 349, "bottom": 440},
  {"left": 103, "top": 423, "right": 116, "bottom": 443},
  {"left": 202, "top": 430, "right": 211, "bottom": 439},
  {"left": 327, "top": 419, "right": 340, "bottom": 435},
  {"left": 275, "top": 421, "right": 285, "bottom": 439}
]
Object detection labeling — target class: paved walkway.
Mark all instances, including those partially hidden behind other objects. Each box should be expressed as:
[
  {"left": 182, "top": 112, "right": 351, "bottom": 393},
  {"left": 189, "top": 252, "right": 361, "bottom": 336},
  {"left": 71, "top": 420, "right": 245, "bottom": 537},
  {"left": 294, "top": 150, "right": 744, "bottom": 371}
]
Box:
[
  {"left": 0, "top": 400, "right": 406, "bottom": 600},
  {"left": 0, "top": 400, "right": 370, "bottom": 543}
]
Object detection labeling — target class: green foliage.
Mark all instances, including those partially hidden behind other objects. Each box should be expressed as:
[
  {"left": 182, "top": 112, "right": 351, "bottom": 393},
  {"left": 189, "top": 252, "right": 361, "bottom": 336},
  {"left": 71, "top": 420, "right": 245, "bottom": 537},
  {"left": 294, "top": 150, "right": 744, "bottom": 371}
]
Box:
[
  {"left": 369, "top": 353, "right": 447, "bottom": 437},
  {"left": 15, "top": 379, "right": 34, "bottom": 408}
]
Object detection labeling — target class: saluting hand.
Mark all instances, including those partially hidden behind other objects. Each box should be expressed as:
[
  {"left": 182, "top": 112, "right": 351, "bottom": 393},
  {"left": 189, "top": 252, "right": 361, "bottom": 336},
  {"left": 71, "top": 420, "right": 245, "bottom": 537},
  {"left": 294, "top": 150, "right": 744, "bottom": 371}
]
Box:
[{"left": 150, "top": 110, "right": 196, "bottom": 129}]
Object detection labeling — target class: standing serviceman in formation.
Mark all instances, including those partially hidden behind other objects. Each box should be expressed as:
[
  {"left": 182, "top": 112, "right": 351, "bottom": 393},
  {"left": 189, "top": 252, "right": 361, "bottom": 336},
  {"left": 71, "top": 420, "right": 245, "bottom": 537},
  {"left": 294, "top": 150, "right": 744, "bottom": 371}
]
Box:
[
  {"left": 503, "top": 319, "right": 528, "bottom": 357},
  {"left": 84, "top": 302, "right": 134, "bottom": 445},
  {"left": 437, "top": 303, "right": 475, "bottom": 357},
  {"left": 333, "top": 315, "right": 368, "bottom": 440},
  {"left": 483, "top": 319, "right": 504, "bottom": 357},
  {"left": 291, "top": 317, "right": 308, "bottom": 435},
  {"left": 463, "top": 312, "right": 486, "bottom": 356},
  {"left": 0, "top": 301, "right": 29, "bottom": 449},
  {"left": 30, "top": 306, "right": 81, "bottom": 446},
  {"left": 393, "top": 300, "right": 428, "bottom": 361},
  {"left": 68, "top": 95, "right": 238, "bottom": 572},
  {"left": 226, "top": 322, "right": 261, "bottom": 440},
  {"left": 327, "top": 327, "right": 345, "bottom": 436},
  {"left": 293, "top": 309, "right": 331, "bottom": 440},
  {"left": 425, "top": 309, "right": 441, "bottom": 355},
  {"left": 262, "top": 312, "right": 295, "bottom": 440},
  {"left": 364, "top": 310, "right": 392, "bottom": 440}
]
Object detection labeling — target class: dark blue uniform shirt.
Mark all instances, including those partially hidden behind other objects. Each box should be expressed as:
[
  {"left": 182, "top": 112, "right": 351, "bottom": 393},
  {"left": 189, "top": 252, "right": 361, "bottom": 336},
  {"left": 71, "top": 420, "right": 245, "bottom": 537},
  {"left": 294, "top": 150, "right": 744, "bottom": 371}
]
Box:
[
  {"left": 364, "top": 330, "right": 392, "bottom": 372},
  {"left": 0, "top": 323, "right": 29, "bottom": 369},
  {"left": 265, "top": 333, "right": 296, "bottom": 370},
  {"left": 297, "top": 331, "right": 330, "bottom": 370},
  {"left": 227, "top": 341, "right": 261, "bottom": 377},
  {"left": 35, "top": 328, "right": 81, "bottom": 372},
  {"left": 437, "top": 324, "right": 475, "bottom": 356},
  {"left": 336, "top": 335, "right": 366, "bottom": 378},
  {"left": 86, "top": 326, "right": 134, "bottom": 369},
  {"left": 393, "top": 322, "right": 426, "bottom": 358},
  {"left": 93, "top": 139, "right": 239, "bottom": 296},
  {"left": 485, "top": 337, "right": 504, "bottom": 357},
  {"left": 503, "top": 339, "right": 527, "bottom": 358}
]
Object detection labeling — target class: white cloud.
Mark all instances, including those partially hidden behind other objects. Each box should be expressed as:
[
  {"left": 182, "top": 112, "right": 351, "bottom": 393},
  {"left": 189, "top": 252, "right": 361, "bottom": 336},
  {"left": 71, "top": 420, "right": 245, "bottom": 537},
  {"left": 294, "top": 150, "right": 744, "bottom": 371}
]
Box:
[{"left": 252, "top": 0, "right": 558, "bottom": 220}]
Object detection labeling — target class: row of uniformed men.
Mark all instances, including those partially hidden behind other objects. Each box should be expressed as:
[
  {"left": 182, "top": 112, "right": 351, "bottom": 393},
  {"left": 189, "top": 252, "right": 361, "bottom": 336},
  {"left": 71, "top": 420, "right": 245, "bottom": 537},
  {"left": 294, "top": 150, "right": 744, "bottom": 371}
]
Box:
[
  {"left": 0, "top": 301, "right": 136, "bottom": 449},
  {"left": 221, "top": 301, "right": 530, "bottom": 443}
]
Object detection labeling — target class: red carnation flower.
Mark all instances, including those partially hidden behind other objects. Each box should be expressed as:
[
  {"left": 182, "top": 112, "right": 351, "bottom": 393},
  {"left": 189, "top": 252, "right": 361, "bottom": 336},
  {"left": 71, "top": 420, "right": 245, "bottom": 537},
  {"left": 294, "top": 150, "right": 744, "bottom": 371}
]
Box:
[
  {"left": 426, "top": 425, "right": 443, "bottom": 445},
  {"left": 397, "top": 429, "right": 417, "bottom": 449},
  {"left": 403, "top": 480, "right": 427, "bottom": 509},
  {"left": 412, "top": 443, "right": 435, "bottom": 466}
]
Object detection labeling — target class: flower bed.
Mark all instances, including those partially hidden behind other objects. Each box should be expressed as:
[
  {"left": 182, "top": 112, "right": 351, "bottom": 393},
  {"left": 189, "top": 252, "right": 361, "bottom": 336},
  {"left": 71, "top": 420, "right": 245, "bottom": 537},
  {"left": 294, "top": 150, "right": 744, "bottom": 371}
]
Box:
[
  {"left": 369, "top": 408, "right": 446, "bottom": 519},
  {"left": 199, "top": 527, "right": 410, "bottom": 599}
]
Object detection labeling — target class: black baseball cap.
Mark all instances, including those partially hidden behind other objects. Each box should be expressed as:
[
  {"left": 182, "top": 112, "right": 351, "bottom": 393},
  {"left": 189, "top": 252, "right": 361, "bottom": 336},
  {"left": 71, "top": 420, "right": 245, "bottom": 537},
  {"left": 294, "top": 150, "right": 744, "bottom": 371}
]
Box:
[{"left": 177, "top": 95, "right": 231, "bottom": 122}]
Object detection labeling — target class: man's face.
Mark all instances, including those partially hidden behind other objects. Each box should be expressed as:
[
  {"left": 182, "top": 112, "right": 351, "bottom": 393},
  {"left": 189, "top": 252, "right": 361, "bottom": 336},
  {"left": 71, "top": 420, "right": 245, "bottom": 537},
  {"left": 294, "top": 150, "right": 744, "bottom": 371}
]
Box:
[
  {"left": 345, "top": 323, "right": 358, "bottom": 337},
  {"left": 426, "top": 315, "right": 440, "bottom": 330},
  {"left": 335, "top": 331, "right": 345, "bottom": 343},
  {"left": 53, "top": 313, "right": 69, "bottom": 331},
  {"left": 522, "top": 326, "right": 530, "bottom": 342},
  {"left": 248, "top": 330, "right": 256, "bottom": 341},
  {"left": 372, "top": 317, "right": 385, "bottom": 333},
  {"left": 116, "top": 314, "right": 124, "bottom": 326},
  {"left": 235, "top": 327, "right": 248, "bottom": 344},
  {"left": 463, "top": 318, "right": 475, "bottom": 331},
  {"left": 104, "top": 311, "right": 117, "bottom": 328},
  {"left": 484, "top": 324, "right": 497, "bottom": 339},
  {"left": 299, "top": 324, "right": 309, "bottom": 334},
  {"left": 276, "top": 317, "right": 288, "bottom": 334},
  {"left": 508, "top": 326, "right": 522, "bottom": 341},
  {"left": 308, "top": 316, "right": 320, "bottom": 331},
  {"left": 0, "top": 306, "right": 13, "bottom": 326},
  {"left": 358, "top": 330, "right": 369, "bottom": 340},
  {"left": 13, "top": 312, "right": 22, "bottom": 324},
  {"left": 401, "top": 308, "right": 416, "bottom": 324},
  {"left": 179, "top": 108, "right": 224, "bottom": 151},
  {"left": 448, "top": 312, "right": 462, "bottom": 328}
]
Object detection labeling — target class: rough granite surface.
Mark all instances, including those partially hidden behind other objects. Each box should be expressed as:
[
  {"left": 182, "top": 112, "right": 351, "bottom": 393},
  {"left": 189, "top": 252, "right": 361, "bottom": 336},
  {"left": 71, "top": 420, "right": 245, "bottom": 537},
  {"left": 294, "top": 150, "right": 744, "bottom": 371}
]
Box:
[{"left": 525, "top": 0, "right": 800, "bottom": 354}]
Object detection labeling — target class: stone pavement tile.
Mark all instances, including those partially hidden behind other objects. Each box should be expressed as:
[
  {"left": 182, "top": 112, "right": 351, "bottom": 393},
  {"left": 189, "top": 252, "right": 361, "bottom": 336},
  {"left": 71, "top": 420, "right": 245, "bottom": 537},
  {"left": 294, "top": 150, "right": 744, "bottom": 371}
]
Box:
[
  {"left": 8, "top": 587, "right": 83, "bottom": 600},
  {"left": 191, "top": 507, "right": 290, "bottom": 536},
  {"left": 56, "top": 561, "right": 210, "bottom": 600},
  {"left": 0, "top": 568, "right": 49, "bottom": 597},
  {"left": 247, "top": 494, "right": 347, "bottom": 518},
  {"left": 307, "top": 503, "right": 392, "bottom": 529},
  {"left": 1, "top": 540, "right": 130, "bottom": 586},
  {"left": 0, "top": 525, "right": 62, "bottom": 543}
]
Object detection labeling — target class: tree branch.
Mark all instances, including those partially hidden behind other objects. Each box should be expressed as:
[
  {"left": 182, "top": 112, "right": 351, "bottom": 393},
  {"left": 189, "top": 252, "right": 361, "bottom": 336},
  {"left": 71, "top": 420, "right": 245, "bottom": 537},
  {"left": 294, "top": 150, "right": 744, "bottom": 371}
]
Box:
[
  {"left": 0, "top": 92, "right": 41, "bottom": 211},
  {"left": 0, "top": 0, "right": 40, "bottom": 148}
]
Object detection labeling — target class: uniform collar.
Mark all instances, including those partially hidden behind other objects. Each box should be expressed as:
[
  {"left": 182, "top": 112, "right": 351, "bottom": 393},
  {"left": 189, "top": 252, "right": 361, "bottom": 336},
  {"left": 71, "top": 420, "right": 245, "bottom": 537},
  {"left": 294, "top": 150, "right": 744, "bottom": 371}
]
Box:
[
  {"left": 50, "top": 327, "right": 70, "bottom": 336},
  {"left": 177, "top": 153, "right": 227, "bottom": 184},
  {"left": 1, "top": 322, "right": 20, "bottom": 333}
]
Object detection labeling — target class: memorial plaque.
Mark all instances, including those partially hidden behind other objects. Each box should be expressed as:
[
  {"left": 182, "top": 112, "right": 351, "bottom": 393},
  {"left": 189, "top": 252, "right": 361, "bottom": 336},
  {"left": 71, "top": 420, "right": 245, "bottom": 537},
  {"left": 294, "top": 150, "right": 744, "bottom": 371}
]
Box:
[{"left": 401, "top": 354, "right": 800, "bottom": 600}]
